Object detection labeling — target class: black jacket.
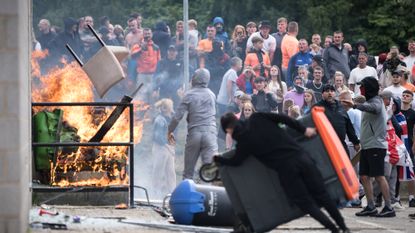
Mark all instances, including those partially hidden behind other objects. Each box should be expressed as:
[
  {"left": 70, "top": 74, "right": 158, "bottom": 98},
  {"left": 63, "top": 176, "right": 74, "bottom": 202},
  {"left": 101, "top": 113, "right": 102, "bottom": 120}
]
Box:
[
  {"left": 349, "top": 40, "right": 377, "bottom": 69},
  {"left": 50, "top": 17, "right": 84, "bottom": 61},
  {"left": 251, "top": 90, "right": 278, "bottom": 113},
  {"left": 314, "top": 100, "right": 360, "bottom": 149},
  {"left": 154, "top": 57, "right": 183, "bottom": 93},
  {"left": 38, "top": 31, "right": 57, "bottom": 51},
  {"left": 152, "top": 22, "right": 171, "bottom": 59},
  {"left": 215, "top": 113, "right": 306, "bottom": 168}
]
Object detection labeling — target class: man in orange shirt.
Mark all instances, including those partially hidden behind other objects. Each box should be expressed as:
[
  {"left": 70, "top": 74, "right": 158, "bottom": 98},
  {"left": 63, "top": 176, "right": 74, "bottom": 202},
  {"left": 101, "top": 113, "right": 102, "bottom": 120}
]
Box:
[
  {"left": 400, "top": 66, "right": 415, "bottom": 92},
  {"left": 281, "top": 21, "right": 299, "bottom": 81},
  {"left": 131, "top": 28, "right": 161, "bottom": 104},
  {"left": 244, "top": 36, "right": 271, "bottom": 78},
  {"left": 197, "top": 25, "right": 216, "bottom": 68}
]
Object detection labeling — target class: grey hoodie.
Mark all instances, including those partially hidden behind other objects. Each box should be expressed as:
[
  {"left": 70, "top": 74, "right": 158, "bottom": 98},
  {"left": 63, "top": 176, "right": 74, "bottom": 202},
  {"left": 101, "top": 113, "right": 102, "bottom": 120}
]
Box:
[
  {"left": 168, "top": 69, "right": 217, "bottom": 133},
  {"left": 355, "top": 76, "right": 387, "bottom": 149},
  {"left": 356, "top": 96, "right": 387, "bottom": 149}
]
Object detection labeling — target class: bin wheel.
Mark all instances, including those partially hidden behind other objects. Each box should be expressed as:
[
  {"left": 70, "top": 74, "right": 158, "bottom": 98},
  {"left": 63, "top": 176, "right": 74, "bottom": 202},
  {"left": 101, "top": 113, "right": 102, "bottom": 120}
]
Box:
[{"left": 199, "top": 163, "right": 219, "bottom": 182}]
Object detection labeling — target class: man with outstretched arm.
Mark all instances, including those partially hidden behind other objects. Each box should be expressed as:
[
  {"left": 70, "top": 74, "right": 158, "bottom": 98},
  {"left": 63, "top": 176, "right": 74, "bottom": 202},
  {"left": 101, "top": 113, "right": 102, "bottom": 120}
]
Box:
[{"left": 348, "top": 76, "right": 396, "bottom": 217}]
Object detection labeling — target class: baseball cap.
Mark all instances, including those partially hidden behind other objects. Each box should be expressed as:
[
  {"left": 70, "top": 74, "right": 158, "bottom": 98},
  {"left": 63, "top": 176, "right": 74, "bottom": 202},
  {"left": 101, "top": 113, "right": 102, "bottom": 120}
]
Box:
[
  {"left": 259, "top": 20, "right": 271, "bottom": 29},
  {"left": 322, "top": 84, "right": 336, "bottom": 92}
]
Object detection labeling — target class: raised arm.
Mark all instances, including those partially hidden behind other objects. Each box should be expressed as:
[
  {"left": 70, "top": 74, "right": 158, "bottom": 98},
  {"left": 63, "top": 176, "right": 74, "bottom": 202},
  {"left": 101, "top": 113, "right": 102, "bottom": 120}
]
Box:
[{"left": 354, "top": 101, "right": 381, "bottom": 114}]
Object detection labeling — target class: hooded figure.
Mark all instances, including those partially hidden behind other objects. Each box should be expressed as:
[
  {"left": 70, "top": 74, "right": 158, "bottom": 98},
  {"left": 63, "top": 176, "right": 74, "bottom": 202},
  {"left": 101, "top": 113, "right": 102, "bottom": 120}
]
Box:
[
  {"left": 212, "top": 16, "right": 230, "bottom": 53},
  {"left": 349, "top": 39, "right": 377, "bottom": 69},
  {"left": 168, "top": 68, "right": 218, "bottom": 179},
  {"left": 205, "top": 39, "right": 230, "bottom": 94},
  {"left": 358, "top": 76, "right": 379, "bottom": 101},
  {"left": 354, "top": 76, "right": 397, "bottom": 218},
  {"left": 355, "top": 76, "right": 387, "bottom": 150},
  {"left": 213, "top": 17, "right": 226, "bottom": 36},
  {"left": 191, "top": 67, "right": 210, "bottom": 88},
  {"left": 51, "top": 17, "right": 84, "bottom": 61},
  {"left": 152, "top": 21, "right": 171, "bottom": 59}
]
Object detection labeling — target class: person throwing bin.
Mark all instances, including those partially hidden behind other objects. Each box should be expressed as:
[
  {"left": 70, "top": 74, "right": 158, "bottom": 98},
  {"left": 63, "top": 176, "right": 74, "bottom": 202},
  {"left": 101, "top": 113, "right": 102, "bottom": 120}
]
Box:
[{"left": 215, "top": 112, "right": 350, "bottom": 233}]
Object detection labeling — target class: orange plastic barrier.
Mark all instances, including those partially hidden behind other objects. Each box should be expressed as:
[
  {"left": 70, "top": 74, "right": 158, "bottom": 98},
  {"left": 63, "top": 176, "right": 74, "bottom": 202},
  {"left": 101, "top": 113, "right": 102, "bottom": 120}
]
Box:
[{"left": 312, "top": 106, "right": 359, "bottom": 200}]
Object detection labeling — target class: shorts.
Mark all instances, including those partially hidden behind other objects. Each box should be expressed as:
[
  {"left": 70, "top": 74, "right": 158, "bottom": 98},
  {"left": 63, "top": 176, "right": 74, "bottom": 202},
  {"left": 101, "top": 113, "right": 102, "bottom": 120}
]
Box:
[{"left": 359, "top": 148, "right": 386, "bottom": 177}]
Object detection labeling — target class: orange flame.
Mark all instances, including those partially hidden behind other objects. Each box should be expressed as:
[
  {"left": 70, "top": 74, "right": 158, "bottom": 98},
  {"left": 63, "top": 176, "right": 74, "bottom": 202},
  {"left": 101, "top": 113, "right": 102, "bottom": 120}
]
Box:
[
  {"left": 32, "top": 52, "right": 147, "bottom": 187},
  {"left": 31, "top": 50, "right": 48, "bottom": 78}
]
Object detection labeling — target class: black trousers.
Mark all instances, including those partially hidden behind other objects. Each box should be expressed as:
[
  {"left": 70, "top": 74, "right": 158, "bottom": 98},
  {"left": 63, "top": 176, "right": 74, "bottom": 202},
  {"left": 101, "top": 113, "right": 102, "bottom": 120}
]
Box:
[{"left": 275, "top": 153, "right": 347, "bottom": 231}]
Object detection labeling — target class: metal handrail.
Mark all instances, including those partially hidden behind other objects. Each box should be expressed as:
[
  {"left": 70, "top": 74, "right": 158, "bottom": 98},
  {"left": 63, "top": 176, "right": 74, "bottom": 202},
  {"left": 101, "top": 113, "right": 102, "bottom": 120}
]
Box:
[{"left": 31, "top": 101, "right": 135, "bottom": 207}]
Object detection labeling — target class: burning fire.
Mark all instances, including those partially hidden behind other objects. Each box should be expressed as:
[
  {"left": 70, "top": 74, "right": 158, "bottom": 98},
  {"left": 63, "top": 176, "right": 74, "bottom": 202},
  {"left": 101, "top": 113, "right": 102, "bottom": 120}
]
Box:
[
  {"left": 31, "top": 50, "right": 48, "bottom": 78},
  {"left": 32, "top": 50, "right": 148, "bottom": 187}
]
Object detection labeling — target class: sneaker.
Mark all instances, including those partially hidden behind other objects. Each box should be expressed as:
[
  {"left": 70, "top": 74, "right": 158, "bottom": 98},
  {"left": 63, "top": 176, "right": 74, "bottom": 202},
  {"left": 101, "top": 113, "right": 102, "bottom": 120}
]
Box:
[
  {"left": 340, "top": 201, "right": 351, "bottom": 208},
  {"left": 355, "top": 206, "right": 378, "bottom": 216},
  {"left": 409, "top": 198, "right": 415, "bottom": 207},
  {"left": 391, "top": 201, "right": 405, "bottom": 210},
  {"left": 376, "top": 206, "right": 396, "bottom": 217},
  {"left": 409, "top": 213, "right": 415, "bottom": 219},
  {"left": 350, "top": 199, "right": 362, "bottom": 208}
]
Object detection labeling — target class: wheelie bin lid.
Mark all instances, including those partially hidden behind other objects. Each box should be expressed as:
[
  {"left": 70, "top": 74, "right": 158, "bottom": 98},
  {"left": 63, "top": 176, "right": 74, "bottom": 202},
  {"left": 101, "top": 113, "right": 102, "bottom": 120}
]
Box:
[{"left": 169, "top": 179, "right": 205, "bottom": 224}]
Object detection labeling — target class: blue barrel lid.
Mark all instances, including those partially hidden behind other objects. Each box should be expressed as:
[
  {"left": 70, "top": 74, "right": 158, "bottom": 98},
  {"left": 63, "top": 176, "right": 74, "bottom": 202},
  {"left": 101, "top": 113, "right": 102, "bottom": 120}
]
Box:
[{"left": 169, "top": 179, "right": 205, "bottom": 224}]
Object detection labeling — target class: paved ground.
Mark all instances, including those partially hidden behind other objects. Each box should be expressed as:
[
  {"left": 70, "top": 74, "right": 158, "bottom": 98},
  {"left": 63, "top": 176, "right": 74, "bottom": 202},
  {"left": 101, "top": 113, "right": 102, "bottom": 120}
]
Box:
[
  {"left": 30, "top": 114, "right": 415, "bottom": 232},
  {"left": 29, "top": 202, "right": 415, "bottom": 233}
]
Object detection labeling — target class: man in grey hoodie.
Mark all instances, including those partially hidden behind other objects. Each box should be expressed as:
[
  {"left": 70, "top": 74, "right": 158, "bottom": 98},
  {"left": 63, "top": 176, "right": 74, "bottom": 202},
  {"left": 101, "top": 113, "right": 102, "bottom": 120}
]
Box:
[
  {"left": 168, "top": 68, "right": 218, "bottom": 179},
  {"left": 350, "top": 76, "right": 396, "bottom": 217}
]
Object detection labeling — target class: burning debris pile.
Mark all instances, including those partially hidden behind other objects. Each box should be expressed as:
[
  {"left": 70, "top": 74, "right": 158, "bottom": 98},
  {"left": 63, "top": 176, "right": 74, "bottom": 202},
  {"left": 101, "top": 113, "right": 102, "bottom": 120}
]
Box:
[{"left": 31, "top": 51, "right": 147, "bottom": 187}]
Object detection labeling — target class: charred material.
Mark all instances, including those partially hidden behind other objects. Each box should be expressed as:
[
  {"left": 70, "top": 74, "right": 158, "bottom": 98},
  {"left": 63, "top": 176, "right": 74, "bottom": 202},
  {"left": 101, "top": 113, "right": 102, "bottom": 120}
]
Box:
[{"left": 89, "top": 83, "right": 143, "bottom": 143}]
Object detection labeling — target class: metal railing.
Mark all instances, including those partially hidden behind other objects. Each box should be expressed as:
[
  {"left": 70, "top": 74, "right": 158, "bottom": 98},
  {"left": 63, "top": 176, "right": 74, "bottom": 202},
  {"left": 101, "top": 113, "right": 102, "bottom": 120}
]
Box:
[{"left": 31, "top": 101, "right": 135, "bottom": 207}]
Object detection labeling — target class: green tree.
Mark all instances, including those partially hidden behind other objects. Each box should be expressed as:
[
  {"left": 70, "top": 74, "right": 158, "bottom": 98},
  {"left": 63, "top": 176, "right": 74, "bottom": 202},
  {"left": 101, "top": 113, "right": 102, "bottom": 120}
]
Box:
[
  {"left": 358, "top": 0, "right": 415, "bottom": 53},
  {"left": 33, "top": 0, "right": 415, "bottom": 54}
]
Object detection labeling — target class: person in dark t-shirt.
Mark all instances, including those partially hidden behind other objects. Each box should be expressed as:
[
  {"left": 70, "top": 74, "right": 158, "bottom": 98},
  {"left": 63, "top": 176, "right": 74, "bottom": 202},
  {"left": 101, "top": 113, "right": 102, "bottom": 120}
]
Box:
[{"left": 401, "top": 90, "right": 415, "bottom": 158}]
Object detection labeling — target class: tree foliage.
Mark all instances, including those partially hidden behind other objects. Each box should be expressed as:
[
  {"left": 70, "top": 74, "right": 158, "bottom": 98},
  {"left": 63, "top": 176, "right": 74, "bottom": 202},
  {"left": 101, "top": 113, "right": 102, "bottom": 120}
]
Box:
[{"left": 33, "top": 0, "right": 415, "bottom": 54}]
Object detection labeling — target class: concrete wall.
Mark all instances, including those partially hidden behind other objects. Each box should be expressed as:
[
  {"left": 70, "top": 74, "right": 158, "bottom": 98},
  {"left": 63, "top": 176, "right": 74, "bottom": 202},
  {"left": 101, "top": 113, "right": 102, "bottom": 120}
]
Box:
[{"left": 0, "top": 0, "right": 30, "bottom": 232}]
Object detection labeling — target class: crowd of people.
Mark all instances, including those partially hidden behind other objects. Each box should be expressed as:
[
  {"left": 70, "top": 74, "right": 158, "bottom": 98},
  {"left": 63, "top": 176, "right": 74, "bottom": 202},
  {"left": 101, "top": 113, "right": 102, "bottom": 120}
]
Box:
[{"left": 34, "top": 13, "right": 415, "bottom": 222}]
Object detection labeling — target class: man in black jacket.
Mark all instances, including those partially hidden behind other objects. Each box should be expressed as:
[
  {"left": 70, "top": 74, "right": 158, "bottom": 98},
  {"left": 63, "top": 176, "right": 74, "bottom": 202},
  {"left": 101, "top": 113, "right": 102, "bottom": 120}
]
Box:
[
  {"left": 153, "top": 45, "right": 183, "bottom": 107},
  {"left": 314, "top": 84, "right": 360, "bottom": 156},
  {"left": 50, "top": 17, "right": 84, "bottom": 62},
  {"left": 37, "top": 19, "right": 56, "bottom": 52},
  {"left": 215, "top": 112, "right": 349, "bottom": 233},
  {"left": 251, "top": 77, "right": 278, "bottom": 112}
]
